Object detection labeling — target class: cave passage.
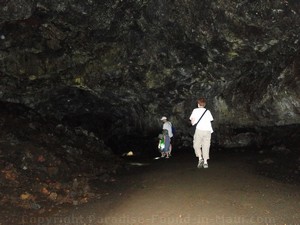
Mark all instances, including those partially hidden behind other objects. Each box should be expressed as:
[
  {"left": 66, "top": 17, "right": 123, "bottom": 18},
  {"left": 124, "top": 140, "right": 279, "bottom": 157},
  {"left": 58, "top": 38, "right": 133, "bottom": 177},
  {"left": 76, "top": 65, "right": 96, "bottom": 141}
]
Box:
[
  {"left": 15, "top": 149, "right": 300, "bottom": 225},
  {"left": 0, "top": 0, "right": 300, "bottom": 223}
]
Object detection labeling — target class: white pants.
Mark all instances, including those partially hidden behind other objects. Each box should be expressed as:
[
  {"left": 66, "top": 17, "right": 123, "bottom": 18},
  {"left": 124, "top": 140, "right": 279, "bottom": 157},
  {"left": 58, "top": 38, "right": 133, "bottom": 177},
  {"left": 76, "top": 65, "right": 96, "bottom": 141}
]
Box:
[{"left": 193, "top": 130, "right": 211, "bottom": 161}]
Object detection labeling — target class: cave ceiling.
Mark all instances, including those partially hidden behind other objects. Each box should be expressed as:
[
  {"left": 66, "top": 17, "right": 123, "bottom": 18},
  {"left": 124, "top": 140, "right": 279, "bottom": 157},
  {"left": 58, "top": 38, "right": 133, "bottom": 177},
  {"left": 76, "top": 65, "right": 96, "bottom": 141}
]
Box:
[{"left": 0, "top": 0, "right": 299, "bottom": 149}]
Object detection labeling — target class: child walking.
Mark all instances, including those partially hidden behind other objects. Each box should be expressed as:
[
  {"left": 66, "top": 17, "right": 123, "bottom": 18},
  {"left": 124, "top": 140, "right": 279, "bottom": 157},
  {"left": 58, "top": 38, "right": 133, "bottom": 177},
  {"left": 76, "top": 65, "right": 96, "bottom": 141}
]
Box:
[{"left": 158, "top": 129, "right": 171, "bottom": 158}]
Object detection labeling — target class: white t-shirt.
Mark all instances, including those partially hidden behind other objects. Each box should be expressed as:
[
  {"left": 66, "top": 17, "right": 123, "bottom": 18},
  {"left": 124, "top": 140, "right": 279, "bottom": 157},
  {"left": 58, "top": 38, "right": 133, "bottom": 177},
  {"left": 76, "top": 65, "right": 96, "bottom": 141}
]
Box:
[
  {"left": 189, "top": 108, "right": 214, "bottom": 133},
  {"left": 162, "top": 121, "right": 173, "bottom": 138}
]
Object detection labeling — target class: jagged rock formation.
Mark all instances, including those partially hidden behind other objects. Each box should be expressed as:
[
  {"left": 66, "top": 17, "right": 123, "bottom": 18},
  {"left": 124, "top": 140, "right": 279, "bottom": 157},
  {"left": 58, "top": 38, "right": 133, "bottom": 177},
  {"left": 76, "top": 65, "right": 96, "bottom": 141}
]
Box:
[{"left": 0, "top": 0, "right": 299, "bottom": 152}]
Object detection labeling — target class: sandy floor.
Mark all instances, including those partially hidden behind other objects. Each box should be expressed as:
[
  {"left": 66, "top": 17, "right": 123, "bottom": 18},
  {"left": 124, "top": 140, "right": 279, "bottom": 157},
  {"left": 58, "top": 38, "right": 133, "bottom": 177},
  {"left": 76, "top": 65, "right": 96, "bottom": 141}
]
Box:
[{"left": 4, "top": 151, "right": 300, "bottom": 225}]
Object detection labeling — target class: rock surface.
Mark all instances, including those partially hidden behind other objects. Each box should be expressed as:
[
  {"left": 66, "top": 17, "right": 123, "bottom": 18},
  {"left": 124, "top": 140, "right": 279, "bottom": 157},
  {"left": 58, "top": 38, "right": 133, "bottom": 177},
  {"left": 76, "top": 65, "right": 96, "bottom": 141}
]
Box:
[
  {"left": 0, "top": 0, "right": 299, "bottom": 171},
  {"left": 0, "top": 102, "right": 121, "bottom": 210},
  {"left": 0, "top": 0, "right": 299, "bottom": 214}
]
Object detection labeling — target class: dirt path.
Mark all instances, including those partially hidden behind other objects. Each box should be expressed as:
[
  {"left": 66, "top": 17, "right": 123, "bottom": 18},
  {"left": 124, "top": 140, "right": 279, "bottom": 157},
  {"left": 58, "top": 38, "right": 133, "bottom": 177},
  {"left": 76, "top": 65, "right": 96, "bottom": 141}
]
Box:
[{"left": 12, "top": 151, "right": 300, "bottom": 225}]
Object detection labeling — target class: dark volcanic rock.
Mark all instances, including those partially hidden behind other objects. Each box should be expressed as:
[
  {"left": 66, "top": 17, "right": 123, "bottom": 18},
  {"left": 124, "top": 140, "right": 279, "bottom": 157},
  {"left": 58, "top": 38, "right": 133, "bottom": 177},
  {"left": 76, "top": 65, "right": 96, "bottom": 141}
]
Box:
[
  {"left": 0, "top": 102, "right": 121, "bottom": 210},
  {"left": 0, "top": 1, "right": 299, "bottom": 151},
  {"left": 0, "top": 0, "right": 299, "bottom": 215}
]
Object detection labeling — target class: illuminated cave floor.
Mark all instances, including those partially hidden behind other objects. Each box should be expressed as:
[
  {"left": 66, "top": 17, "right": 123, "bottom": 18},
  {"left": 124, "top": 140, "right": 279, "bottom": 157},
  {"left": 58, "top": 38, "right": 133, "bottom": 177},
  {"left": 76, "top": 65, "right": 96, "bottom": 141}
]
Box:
[{"left": 3, "top": 150, "right": 300, "bottom": 225}]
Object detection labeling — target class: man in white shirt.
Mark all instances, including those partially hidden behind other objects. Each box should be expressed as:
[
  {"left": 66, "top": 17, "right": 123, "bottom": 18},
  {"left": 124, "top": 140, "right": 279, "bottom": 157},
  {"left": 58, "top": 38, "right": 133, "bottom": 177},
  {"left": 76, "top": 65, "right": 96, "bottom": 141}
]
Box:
[
  {"left": 161, "top": 116, "right": 173, "bottom": 138},
  {"left": 189, "top": 98, "right": 214, "bottom": 168}
]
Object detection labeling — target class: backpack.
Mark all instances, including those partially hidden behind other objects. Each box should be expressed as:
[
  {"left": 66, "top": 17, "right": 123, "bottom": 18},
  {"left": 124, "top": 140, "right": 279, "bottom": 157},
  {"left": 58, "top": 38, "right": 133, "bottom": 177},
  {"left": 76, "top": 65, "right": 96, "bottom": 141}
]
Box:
[{"left": 171, "top": 123, "right": 175, "bottom": 136}]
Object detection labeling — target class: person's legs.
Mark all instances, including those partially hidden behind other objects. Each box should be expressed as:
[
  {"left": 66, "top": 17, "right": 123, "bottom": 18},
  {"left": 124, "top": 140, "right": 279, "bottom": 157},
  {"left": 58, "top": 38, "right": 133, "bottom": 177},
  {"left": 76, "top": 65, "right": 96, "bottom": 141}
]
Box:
[
  {"left": 194, "top": 130, "right": 205, "bottom": 167},
  {"left": 193, "top": 130, "right": 203, "bottom": 158},
  {"left": 202, "top": 131, "right": 211, "bottom": 168},
  {"left": 169, "top": 143, "right": 172, "bottom": 156},
  {"left": 164, "top": 148, "right": 169, "bottom": 158},
  {"left": 194, "top": 130, "right": 212, "bottom": 168},
  {"left": 164, "top": 137, "right": 170, "bottom": 158}
]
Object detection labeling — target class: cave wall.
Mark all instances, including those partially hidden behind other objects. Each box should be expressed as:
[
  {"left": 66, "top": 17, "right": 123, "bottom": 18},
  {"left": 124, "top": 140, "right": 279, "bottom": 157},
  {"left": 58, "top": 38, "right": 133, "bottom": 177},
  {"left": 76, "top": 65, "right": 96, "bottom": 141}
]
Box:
[{"left": 0, "top": 0, "right": 299, "bottom": 150}]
